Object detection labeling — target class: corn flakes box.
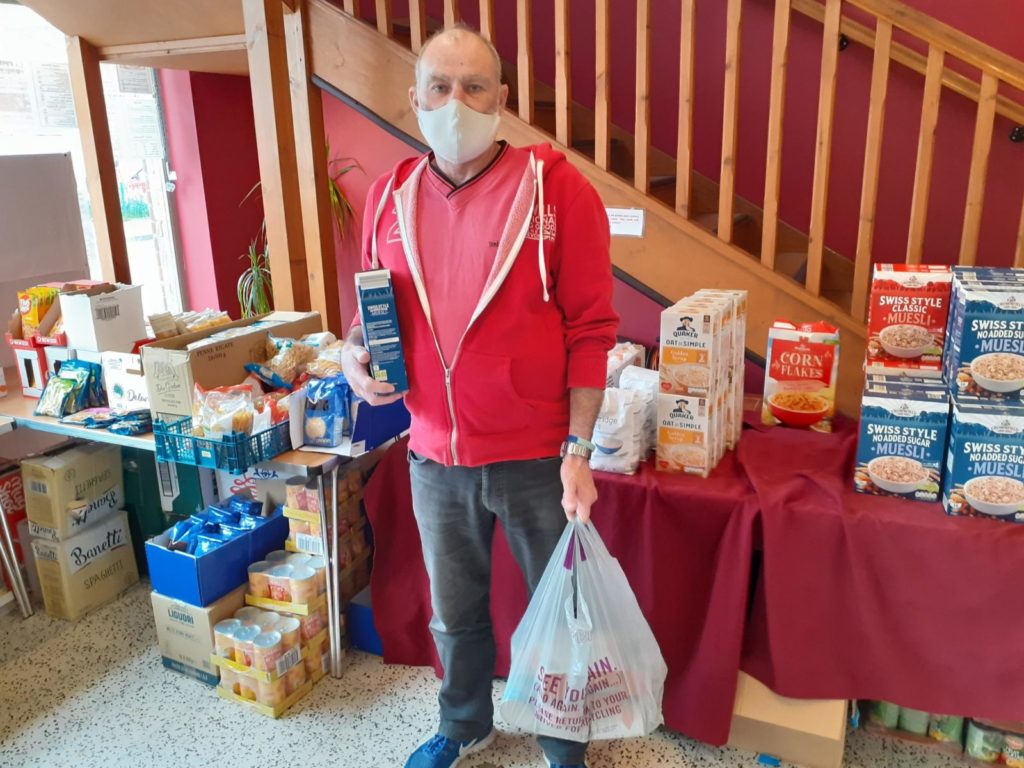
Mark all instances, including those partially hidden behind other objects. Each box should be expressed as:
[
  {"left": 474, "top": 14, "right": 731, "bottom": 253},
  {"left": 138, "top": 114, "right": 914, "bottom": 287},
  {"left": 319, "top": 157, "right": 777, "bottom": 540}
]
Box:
[
  {"left": 943, "top": 398, "right": 1024, "bottom": 522},
  {"left": 854, "top": 385, "right": 949, "bottom": 502},
  {"left": 762, "top": 320, "right": 840, "bottom": 433},
  {"left": 865, "top": 265, "right": 951, "bottom": 377},
  {"left": 655, "top": 393, "right": 715, "bottom": 477}
]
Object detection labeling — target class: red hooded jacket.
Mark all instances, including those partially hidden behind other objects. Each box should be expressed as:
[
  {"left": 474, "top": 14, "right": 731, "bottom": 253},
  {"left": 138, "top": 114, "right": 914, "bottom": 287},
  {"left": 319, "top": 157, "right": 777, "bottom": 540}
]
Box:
[{"left": 356, "top": 143, "right": 618, "bottom": 467}]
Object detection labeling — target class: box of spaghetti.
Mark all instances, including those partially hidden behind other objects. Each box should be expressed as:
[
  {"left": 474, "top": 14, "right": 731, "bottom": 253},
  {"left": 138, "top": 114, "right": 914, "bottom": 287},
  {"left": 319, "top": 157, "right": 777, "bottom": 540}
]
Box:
[{"left": 761, "top": 320, "right": 840, "bottom": 433}]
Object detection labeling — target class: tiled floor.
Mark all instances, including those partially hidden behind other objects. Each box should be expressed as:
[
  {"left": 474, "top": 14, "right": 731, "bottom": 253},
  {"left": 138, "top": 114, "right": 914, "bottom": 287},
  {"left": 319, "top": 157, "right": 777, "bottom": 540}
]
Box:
[{"left": 0, "top": 583, "right": 963, "bottom": 768}]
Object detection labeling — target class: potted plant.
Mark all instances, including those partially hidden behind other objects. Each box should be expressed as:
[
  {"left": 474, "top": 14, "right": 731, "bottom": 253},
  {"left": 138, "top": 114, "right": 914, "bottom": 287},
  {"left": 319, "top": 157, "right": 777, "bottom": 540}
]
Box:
[{"left": 237, "top": 140, "right": 361, "bottom": 317}]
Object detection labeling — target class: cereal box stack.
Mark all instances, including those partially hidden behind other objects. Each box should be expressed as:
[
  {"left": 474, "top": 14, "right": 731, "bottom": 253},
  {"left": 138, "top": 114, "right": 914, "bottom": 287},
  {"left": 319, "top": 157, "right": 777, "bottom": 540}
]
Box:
[
  {"left": 656, "top": 290, "right": 747, "bottom": 477},
  {"left": 854, "top": 378, "right": 949, "bottom": 502},
  {"left": 940, "top": 267, "right": 1024, "bottom": 523},
  {"left": 762, "top": 320, "right": 840, "bottom": 433},
  {"left": 865, "top": 265, "right": 953, "bottom": 377},
  {"left": 216, "top": 548, "right": 331, "bottom": 716}
]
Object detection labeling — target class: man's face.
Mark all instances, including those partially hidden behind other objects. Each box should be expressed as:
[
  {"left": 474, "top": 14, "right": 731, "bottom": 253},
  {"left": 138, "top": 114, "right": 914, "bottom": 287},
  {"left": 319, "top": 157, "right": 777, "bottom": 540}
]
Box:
[{"left": 409, "top": 34, "right": 508, "bottom": 115}]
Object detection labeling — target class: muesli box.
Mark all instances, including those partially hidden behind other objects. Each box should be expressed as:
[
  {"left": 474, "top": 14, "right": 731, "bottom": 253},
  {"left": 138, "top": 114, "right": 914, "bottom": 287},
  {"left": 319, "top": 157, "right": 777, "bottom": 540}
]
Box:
[
  {"left": 762, "top": 320, "right": 840, "bottom": 433},
  {"left": 854, "top": 385, "right": 950, "bottom": 502},
  {"left": 943, "top": 398, "right": 1024, "bottom": 523},
  {"left": 865, "top": 265, "right": 951, "bottom": 376},
  {"left": 945, "top": 282, "right": 1024, "bottom": 403}
]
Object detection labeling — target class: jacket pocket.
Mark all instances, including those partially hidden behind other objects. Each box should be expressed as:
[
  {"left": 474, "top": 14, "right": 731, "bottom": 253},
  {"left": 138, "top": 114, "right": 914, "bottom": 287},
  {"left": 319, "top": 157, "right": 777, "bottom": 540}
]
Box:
[{"left": 454, "top": 351, "right": 533, "bottom": 435}]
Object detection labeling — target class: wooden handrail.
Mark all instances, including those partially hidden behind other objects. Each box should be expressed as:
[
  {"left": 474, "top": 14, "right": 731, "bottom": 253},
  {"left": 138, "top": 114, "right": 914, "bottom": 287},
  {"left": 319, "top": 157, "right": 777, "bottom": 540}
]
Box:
[
  {"left": 905, "top": 45, "right": 944, "bottom": 265},
  {"left": 408, "top": 0, "right": 426, "bottom": 53},
  {"left": 554, "top": 0, "right": 571, "bottom": 146},
  {"left": 717, "top": 0, "right": 742, "bottom": 244},
  {"left": 760, "top": 0, "right": 791, "bottom": 269},
  {"left": 791, "top": 0, "right": 1024, "bottom": 126},
  {"left": 478, "top": 0, "right": 494, "bottom": 42},
  {"left": 852, "top": 19, "right": 893, "bottom": 321},
  {"left": 594, "top": 0, "right": 610, "bottom": 171},
  {"left": 516, "top": 0, "right": 533, "bottom": 123},
  {"left": 805, "top": 0, "right": 842, "bottom": 296},
  {"left": 958, "top": 72, "right": 999, "bottom": 267},
  {"left": 443, "top": 0, "right": 459, "bottom": 29},
  {"left": 847, "top": 0, "right": 1024, "bottom": 93},
  {"left": 634, "top": 0, "right": 651, "bottom": 194},
  {"left": 675, "top": 0, "right": 695, "bottom": 219},
  {"left": 375, "top": 0, "right": 391, "bottom": 37}
]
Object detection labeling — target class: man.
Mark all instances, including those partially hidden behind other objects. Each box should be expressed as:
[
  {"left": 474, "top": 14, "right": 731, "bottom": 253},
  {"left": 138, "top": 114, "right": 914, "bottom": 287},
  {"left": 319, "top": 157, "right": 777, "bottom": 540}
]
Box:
[{"left": 341, "top": 24, "right": 618, "bottom": 768}]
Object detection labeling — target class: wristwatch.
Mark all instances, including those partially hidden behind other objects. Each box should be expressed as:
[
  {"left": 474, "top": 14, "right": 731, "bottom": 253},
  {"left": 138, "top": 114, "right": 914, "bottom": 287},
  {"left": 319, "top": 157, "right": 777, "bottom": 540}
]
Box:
[{"left": 560, "top": 435, "right": 596, "bottom": 461}]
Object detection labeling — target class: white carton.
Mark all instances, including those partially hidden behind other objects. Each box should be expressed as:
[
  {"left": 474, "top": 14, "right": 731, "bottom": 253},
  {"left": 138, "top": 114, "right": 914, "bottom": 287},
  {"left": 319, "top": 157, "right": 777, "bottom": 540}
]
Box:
[
  {"left": 59, "top": 283, "right": 146, "bottom": 353},
  {"left": 101, "top": 351, "right": 150, "bottom": 410}
]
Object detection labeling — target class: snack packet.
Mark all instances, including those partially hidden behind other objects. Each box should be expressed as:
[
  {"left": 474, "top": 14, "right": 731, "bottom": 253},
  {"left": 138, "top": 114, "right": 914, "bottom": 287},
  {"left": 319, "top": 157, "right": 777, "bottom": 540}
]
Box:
[{"left": 35, "top": 376, "right": 76, "bottom": 418}]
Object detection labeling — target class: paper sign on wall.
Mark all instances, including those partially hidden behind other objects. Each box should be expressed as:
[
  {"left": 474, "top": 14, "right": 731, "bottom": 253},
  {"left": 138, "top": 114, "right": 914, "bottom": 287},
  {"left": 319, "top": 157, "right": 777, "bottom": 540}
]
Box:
[{"left": 606, "top": 207, "right": 646, "bottom": 238}]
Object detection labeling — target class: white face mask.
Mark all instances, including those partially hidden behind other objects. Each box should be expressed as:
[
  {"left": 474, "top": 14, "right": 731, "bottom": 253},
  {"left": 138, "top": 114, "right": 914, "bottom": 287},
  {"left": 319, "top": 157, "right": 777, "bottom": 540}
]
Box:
[{"left": 416, "top": 98, "right": 501, "bottom": 166}]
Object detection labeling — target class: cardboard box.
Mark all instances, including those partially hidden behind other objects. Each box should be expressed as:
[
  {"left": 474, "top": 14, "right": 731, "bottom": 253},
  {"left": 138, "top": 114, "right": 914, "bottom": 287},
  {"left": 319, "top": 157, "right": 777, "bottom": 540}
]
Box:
[
  {"left": 728, "top": 672, "right": 847, "bottom": 768},
  {"left": 13, "top": 346, "right": 47, "bottom": 397},
  {"left": 101, "top": 351, "right": 149, "bottom": 410},
  {"left": 59, "top": 283, "right": 146, "bottom": 353},
  {"left": 22, "top": 443, "right": 123, "bottom": 541},
  {"left": 151, "top": 585, "right": 246, "bottom": 685},
  {"left": 43, "top": 346, "right": 73, "bottom": 378},
  {"left": 145, "top": 507, "right": 288, "bottom": 606},
  {"left": 32, "top": 510, "right": 139, "bottom": 621},
  {"left": 141, "top": 311, "right": 322, "bottom": 419}
]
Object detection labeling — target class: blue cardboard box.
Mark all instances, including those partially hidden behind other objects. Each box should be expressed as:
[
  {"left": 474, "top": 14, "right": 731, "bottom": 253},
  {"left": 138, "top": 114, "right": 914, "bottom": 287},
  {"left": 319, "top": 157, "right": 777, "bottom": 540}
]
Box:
[
  {"left": 347, "top": 586, "right": 383, "bottom": 656},
  {"left": 145, "top": 507, "right": 288, "bottom": 606}
]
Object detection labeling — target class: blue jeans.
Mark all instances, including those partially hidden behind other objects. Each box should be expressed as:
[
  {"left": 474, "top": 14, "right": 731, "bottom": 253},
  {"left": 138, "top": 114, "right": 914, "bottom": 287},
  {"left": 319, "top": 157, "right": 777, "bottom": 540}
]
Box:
[{"left": 409, "top": 450, "right": 588, "bottom": 764}]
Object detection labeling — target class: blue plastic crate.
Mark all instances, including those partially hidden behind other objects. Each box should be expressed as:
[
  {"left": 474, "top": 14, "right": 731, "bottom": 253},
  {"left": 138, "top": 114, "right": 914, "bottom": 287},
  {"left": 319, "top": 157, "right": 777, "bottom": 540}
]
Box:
[{"left": 154, "top": 417, "right": 292, "bottom": 474}]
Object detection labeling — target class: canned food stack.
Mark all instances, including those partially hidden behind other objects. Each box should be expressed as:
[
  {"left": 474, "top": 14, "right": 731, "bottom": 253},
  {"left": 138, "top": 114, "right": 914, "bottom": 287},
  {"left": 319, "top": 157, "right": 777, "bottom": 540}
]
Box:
[
  {"left": 866, "top": 700, "right": 1024, "bottom": 765},
  {"left": 215, "top": 550, "right": 331, "bottom": 717},
  {"left": 283, "top": 469, "right": 371, "bottom": 607},
  {"left": 941, "top": 267, "right": 1024, "bottom": 524},
  {"left": 656, "top": 290, "right": 747, "bottom": 477}
]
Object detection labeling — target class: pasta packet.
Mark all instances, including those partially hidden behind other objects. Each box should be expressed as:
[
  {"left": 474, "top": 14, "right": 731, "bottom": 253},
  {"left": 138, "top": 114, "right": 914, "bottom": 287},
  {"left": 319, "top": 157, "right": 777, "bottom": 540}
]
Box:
[
  {"left": 246, "top": 336, "right": 317, "bottom": 389},
  {"left": 304, "top": 375, "right": 349, "bottom": 448},
  {"left": 305, "top": 342, "right": 344, "bottom": 379},
  {"left": 193, "top": 383, "right": 255, "bottom": 437}
]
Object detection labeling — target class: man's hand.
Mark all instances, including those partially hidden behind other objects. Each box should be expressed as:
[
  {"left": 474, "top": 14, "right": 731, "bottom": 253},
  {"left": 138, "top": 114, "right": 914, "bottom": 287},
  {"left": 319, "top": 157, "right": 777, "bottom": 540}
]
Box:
[
  {"left": 342, "top": 330, "right": 403, "bottom": 406},
  {"left": 560, "top": 454, "right": 597, "bottom": 524}
]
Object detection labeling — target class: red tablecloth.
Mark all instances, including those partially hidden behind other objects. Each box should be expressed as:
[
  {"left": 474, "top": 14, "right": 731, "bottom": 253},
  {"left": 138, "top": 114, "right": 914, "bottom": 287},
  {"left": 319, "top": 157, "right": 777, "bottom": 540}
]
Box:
[
  {"left": 739, "top": 419, "right": 1024, "bottom": 723},
  {"left": 364, "top": 436, "right": 758, "bottom": 746}
]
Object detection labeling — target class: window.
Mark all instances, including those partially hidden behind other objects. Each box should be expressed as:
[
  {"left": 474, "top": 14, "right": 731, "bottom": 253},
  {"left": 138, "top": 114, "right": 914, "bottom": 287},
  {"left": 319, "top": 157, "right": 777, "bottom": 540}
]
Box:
[{"left": 0, "top": 4, "right": 184, "bottom": 316}]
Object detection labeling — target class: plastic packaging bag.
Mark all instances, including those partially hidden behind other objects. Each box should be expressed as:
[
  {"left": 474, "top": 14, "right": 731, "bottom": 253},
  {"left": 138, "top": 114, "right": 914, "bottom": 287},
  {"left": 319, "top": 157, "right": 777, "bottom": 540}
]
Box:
[
  {"left": 590, "top": 389, "right": 644, "bottom": 474},
  {"left": 500, "top": 522, "right": 667, "bottom": 743},
  {"left": 618, "top": 366, "right": 658, "bottom": 457}
]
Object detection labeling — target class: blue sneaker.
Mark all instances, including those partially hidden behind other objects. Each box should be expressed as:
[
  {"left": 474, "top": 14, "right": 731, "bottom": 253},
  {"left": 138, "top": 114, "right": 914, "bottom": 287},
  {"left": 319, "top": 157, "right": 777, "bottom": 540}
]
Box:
[
  {"left": 404, "top": 730, "right": 496, "bottom": 767},
  {"left": 544, "top": 757, "right": 585, "bottom": 768},
  {"left": 544, "top": 757, "right": 588, "bottom": 768}
]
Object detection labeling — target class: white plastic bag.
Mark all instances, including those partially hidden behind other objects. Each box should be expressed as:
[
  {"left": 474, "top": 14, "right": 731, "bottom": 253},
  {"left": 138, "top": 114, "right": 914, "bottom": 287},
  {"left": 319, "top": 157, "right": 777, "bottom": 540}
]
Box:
[
  {"left": 590, "top": 388, "right": 644, "bottom": 474},
  {"left": 500, "top": 522, "right": 668, "bottom": 742}
]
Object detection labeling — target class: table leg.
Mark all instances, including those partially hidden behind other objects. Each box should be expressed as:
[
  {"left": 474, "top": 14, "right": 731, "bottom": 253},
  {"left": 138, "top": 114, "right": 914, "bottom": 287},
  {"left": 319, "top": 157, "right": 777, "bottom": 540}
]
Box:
[
  {"left": 330, "top": 467, "right": 342, "bottom": 677},
  {"left": 0, "top": 495, "right": 32, "bottom": 618},
  {"left": 315, "top": 470, "right": 341, "bottom": 679}
]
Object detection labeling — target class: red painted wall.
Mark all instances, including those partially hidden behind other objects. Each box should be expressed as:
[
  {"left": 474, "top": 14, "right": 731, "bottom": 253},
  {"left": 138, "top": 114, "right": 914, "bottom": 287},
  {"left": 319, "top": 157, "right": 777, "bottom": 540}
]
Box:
[{"left": 159, "top": 70, "right": 263, "bottom": 316}]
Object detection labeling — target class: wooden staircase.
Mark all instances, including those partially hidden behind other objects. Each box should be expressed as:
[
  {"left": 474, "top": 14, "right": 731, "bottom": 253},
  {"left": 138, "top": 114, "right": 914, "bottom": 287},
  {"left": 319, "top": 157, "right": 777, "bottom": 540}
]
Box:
[{"left": 304, "top": 0, "right": 1024, "bottom": 416}]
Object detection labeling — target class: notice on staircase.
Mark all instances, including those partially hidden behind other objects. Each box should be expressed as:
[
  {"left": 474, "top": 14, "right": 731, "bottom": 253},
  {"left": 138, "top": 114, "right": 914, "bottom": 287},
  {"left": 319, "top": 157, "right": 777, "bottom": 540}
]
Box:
[{"left": 606, "top": 207, "right": 645, "bottom": 238}]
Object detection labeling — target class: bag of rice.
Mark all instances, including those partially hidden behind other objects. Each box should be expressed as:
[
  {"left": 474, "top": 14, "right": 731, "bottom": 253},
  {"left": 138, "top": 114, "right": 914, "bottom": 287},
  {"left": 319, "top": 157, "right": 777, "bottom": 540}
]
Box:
[
  {"left": 590, "top": 388, "right": 643, "bottom": 474},
  {"left": 619, "top": 365, "right": 658, "bottom": 457}
]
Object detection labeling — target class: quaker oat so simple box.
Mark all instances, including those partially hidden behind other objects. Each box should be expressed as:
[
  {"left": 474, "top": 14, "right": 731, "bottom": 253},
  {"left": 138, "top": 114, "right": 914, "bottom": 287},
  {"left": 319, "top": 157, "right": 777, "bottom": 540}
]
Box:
[
  {"left": 854, "top": 384, "right": 950, "bottom": 502},
  {"left": 943, "top": 397, "right": 1024, "bottom": 523}
]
